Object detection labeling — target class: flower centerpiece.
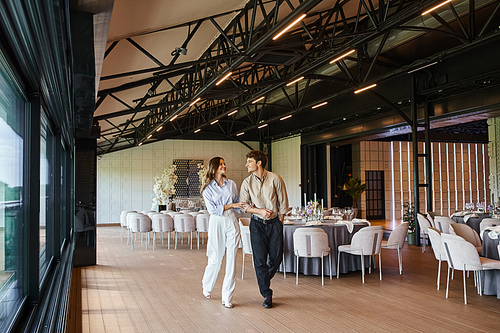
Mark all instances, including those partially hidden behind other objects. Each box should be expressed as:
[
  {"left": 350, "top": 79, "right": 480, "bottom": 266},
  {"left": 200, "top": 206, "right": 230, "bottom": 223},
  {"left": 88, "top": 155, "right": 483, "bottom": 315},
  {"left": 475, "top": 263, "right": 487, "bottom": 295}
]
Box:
[
  {"left": 151, "top": 165, "right": 177, "bottom": 210},
  {"left": 301, "top": 200, "right": 323, "bottom": 222}
]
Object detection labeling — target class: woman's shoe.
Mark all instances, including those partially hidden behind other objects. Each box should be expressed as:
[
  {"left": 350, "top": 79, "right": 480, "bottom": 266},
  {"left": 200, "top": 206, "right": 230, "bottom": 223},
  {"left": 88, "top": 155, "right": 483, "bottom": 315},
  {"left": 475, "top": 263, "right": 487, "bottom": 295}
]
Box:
[
  {"left": 203, "top": 290, "right": 211, "bottom": 299},
  {"left": 222, "top": 301, "right": 233, "bottom": 308}
]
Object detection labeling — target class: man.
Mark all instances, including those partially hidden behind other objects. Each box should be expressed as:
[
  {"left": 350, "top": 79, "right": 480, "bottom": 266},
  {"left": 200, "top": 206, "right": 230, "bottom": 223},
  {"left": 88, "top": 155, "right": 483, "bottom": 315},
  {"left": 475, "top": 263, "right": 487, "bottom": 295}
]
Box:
[{"left": 240, "top": 150, "right": 289, "bottom": 308}]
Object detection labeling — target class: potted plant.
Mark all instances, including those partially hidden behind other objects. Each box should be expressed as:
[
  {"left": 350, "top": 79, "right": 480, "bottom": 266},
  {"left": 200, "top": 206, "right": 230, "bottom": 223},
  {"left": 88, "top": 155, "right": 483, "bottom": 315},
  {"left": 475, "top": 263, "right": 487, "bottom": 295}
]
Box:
[
  {"left": 339, "top": 178, "right": 366, "bottom": 218},
  {"left": 403, "top": 201, "right": 416, "bottom": 245}
]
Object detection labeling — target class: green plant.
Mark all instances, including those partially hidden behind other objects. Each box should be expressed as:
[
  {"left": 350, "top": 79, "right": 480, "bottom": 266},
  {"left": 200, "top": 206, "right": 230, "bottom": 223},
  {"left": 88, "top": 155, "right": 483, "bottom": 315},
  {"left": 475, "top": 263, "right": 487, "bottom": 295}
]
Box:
[
  {"left": 403, "top": 201, "right": 415, "bottom": 233},
  {"left": 339, "top": 178, "right": 366, "bottom": 209}
]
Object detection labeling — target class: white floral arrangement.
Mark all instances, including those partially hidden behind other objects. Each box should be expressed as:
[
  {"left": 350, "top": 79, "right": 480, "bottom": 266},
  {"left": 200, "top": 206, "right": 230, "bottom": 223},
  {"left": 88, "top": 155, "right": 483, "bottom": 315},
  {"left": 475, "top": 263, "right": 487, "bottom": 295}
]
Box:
[
  {"left": 197, "top": 163, "right": 207, "bottom": 190},
  {"left": 197, "top": 163, "right": 207, "bottom": 206},
  {"left": 151, "top": 165, "right": 178, "bottom": 210}
]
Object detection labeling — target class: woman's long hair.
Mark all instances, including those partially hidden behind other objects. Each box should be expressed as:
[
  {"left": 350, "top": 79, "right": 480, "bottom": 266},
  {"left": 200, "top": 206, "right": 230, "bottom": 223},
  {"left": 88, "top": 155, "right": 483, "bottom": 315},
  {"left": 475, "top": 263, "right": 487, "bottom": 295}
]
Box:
[{"left": 200, "top": 156, "right": 225, "bottom": 193}]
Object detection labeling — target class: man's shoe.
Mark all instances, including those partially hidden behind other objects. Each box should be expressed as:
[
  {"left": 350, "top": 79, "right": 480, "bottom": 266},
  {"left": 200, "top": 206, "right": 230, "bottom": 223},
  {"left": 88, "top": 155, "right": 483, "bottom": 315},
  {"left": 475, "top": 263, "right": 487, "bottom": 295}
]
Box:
[{"left": 263, "top": 296, "right": 272, "bottom": 308}]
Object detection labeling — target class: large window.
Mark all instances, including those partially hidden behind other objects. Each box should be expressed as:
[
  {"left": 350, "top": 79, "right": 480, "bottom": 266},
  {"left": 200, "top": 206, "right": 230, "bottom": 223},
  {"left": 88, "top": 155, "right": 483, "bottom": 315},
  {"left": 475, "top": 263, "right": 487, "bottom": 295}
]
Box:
[
  {"left": 0, "top": 56, "right": 26, "bottom": 331},
  {"left": 39, "top": 112, "right": 54, "bottom": 278}
]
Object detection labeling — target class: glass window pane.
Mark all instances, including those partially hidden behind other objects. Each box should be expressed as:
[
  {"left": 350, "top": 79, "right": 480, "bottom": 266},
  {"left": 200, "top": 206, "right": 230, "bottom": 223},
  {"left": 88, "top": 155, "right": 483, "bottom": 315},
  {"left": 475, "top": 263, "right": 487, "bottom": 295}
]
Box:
[
  {"left": 0, "top": 57, "right": 25, "bottom": 331},
  {"left": 40, "top": 112, "right": 54, "bottom": 278}
]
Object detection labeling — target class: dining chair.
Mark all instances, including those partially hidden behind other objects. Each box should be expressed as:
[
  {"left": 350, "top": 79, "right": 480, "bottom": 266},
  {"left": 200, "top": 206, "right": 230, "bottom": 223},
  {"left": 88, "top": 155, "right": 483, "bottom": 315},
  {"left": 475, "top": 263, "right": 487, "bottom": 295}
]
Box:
[
  {"left": 120, "top": 210, "right": 137, "bottom": 241},
  {"left": 167, "top": 211, "right": 183, "bottom": 218},
  {"left": 434, "top": 216, "right": 454, "bottom": 234},
  {"left": 151, "top": 214, "right": 174, "bottom": 249},
  {"left": 189, "top": 211, "right": 201, "bottom": 219},
  {"left": 127, "top": 212, "right": 144, "bottom": 245},
  {"left": 337, "top": 225, "right": 382, "bottom": 283},
  {"left": 441, "top": 233, "right": 500, "bottom": 304},
  {"left": 129, "top": 214, "right": 152, "bottom": 250},
  {"left": 381, "top": 222, "right": 409, "bottom": 275},
  {"left": 196, "top": 213, "right": 210, "bottom": 249},
  {"left": 427, "top": 211, "right": 439, "bottom": 228},
  {"left": 293, "top": 228, "right": 331, "bottom": 285},
  {"left": 427, "top": 227, "right": 451, "bottom": 290},
  {"left": 479, "top": 218, "right": 500, "bottom": 237},
  {"left": 370, "top": 227, "right": 384, "bottom": 281},
  {"left": 449, "top": 223, "right": 482, "bottom": 255},
  {"left": 174, "top": 214, "right": 196, "bottom": 249},
  {"left": 417, "top": 213, "right": 432, "bottom": 252},
  {"left": 141, "top": 210, "right": 157, "bottom": 215},
  {"left": 239, "top": 217, "right": 253, "bottom": 279}
]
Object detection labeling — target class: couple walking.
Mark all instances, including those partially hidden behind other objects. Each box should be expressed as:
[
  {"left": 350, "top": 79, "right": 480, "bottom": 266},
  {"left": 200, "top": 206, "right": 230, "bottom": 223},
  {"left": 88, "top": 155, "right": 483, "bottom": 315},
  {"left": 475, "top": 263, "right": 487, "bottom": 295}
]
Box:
[{"left": 201, "top": 150, "right": 289, "bottom": 309}]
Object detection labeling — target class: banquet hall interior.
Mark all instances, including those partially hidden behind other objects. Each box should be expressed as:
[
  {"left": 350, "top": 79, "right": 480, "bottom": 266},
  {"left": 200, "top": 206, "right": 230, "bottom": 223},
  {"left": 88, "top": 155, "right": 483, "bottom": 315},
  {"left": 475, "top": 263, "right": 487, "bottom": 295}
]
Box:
[{"left": 1, "top": 0, "right": 500, "bottom": 332}]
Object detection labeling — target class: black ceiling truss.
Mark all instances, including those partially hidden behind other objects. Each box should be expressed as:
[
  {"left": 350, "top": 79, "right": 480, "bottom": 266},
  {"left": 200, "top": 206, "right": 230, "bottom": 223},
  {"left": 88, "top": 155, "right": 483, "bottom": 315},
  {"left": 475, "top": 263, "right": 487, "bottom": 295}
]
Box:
[{"left": 95, "top": 0, "right": 500, "bottom": 154}]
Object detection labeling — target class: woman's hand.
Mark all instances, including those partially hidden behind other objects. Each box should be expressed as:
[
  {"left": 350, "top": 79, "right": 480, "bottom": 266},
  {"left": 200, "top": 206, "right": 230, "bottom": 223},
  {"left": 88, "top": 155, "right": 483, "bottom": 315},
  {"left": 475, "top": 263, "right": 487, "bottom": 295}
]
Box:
[{"left": 237, "top": 202, "right": 249, "bottom": 209}]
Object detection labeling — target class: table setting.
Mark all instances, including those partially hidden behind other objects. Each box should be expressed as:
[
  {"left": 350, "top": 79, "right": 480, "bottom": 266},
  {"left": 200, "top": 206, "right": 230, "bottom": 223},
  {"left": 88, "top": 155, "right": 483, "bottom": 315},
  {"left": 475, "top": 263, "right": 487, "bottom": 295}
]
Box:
[{"left": 481, "top": 227, "right": 500, "bottom": 299}]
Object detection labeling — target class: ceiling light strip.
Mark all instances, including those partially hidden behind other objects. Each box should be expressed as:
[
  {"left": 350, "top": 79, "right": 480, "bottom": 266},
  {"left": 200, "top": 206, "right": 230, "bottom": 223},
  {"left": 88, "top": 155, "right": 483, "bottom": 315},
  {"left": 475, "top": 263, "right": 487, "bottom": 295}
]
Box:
[
  {"left": 407, "top": 61, "right": 439, "bottom": 74},
  {"left": 312, "top": 101, "right": 328, "bottom": 109},
  {"left": 236, "top": 132, "right": 244, "bottom": 136},
  {"left": 252, "top": 96, "right": 265, "bottom": 104},
  {"left": 147, "top": 134, "right": 152, "bottom": 139},
  {"left": 156, "top": 126, "right": 163, "bottom": 132},
  {"left": 210, "top": 119, "right": 219, "bottom": 125},
  {"left": 194, "top": 129, "right": 201, "bottom": 133},
  {"left": 170, "top": 114, "right": 179, "bottom": 121},
  {"left": 422, "top": 0, "right": 452, "bottom": 16},
  {"left": 216, "top": 72, "right": 233, "bottom": 85},
  {"left": 354, "top": 83, "right": 377, "bottom": 94},
  {"left": 273, "top": 14, "right": 306, "bottom": 40},
  {"left": 329, "top": 49, "right": 356, "bottom": 64},
  {"left": 280, "top": 115, "right": 292, "bottom": 121},
  {"left": 258, "top": 124, "right": 268, "bottom": 129},
  {"left": 189, "top": 97, "right": 201, "bottom": 106},
  {"left": 228, "top": 110, "right": 238, "bottom": 116},
  {"left": 286, "top": 76, "right": 304, "bottom": 87}
]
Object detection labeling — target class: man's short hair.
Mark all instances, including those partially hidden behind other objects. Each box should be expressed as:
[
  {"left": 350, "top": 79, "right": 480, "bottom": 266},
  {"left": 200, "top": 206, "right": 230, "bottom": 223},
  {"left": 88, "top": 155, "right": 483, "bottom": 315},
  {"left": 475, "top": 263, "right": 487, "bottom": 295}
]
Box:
[{"left": 246, "top": 150, "right": 267, "bottom": 168}]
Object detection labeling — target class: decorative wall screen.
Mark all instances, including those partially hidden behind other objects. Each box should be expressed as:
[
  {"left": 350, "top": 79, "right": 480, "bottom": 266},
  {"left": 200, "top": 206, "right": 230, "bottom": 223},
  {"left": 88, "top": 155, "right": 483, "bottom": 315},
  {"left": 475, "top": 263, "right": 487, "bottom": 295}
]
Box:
[{"left": 173, "top": 159, "right": 203, "bottom": 198}]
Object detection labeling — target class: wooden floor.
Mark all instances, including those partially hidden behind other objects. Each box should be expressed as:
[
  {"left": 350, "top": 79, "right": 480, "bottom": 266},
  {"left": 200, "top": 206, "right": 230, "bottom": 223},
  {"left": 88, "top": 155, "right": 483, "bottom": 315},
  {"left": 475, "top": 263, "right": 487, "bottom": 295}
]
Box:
[{"left": 75, "top": 225, "right": 500, "bottom": 333}]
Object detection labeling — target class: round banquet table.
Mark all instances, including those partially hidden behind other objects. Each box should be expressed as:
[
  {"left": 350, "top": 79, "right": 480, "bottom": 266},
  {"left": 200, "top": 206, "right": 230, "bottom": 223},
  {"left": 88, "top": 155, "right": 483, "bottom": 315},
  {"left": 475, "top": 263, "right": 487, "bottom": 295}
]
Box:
[
  {"left": 279, "top": 222, "right": 369, "bottom": 277},
  {"left": 481, "top": 231, "right": 500, "bottom": 299},
  {"left": 451, "top": 213, "right": 490, "bottom": 235}
]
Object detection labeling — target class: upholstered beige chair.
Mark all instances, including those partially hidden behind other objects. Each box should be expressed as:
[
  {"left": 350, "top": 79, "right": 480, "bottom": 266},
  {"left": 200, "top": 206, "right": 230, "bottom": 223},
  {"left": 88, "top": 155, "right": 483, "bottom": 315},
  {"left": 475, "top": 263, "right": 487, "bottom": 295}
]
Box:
[
  {"left": 337, "top": 225, "right": 382, "bottom": 283},
  {"left": 434, "top": 216, "right": 454, "bottom": 234},
  {"left": 196, "top": 213, "right": 210, "bottom": 249},
  {"left": 381, "top": 222, "right": 409, "bottom": 275},
  {"left": 151, "top": 214, "right": 174, "bottom": 249},
  {"left": 427, "top": 227, "right": 450, "bottom": 290},
  {"left": 174, "top": 214, "right": 196, "bottom": 249},
  {"left": 479, "top": 218, "right": 500, "bottom": 237},
  {"left": 120, "top": 210, "right": 137, "bottom": 241},
  {"left": 417, "top": 213, "right": 432, "bottom": 252},
  {"left": 450, "top": 223, "right": 482, "bottom": 255},
  {"left": 442, "top": 233, "right": 500, "bottom": 304},
  {"left": 294, "top": 228, "right": 331, "bottom": 285},
  {"left": 129, "top": 214, "right": 152, "bottom": 250},
  {"left": 239, "top": 217, "right": 253, "bottom": 279}
]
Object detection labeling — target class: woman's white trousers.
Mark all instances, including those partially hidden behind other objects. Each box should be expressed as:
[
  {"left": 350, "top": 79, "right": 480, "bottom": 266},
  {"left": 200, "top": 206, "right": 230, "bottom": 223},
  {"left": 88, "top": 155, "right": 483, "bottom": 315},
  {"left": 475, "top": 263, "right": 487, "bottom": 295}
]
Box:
[{"left": 202, "top": 210, "right": 241, "bottom": 303}]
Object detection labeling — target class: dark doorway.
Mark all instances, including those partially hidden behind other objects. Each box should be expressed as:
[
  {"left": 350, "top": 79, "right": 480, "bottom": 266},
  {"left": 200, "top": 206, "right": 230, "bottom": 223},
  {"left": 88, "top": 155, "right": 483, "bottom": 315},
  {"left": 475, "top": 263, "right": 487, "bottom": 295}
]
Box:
[{"left": 365, "top": 171, "right": 385, "bottom": 220}]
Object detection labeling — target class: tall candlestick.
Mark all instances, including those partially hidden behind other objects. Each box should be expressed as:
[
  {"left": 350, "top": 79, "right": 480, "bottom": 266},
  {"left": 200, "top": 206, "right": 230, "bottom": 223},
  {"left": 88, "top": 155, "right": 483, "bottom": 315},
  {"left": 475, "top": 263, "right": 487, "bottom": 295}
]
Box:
[
  {"left": 304, "top": 193, "right": 306, "bottom": 206},
  {"left": 321, "top": 199, "right": 323, "bottom": 209},
  {"left": 314, "top": 193, "right": 317, "bottom": 203}
]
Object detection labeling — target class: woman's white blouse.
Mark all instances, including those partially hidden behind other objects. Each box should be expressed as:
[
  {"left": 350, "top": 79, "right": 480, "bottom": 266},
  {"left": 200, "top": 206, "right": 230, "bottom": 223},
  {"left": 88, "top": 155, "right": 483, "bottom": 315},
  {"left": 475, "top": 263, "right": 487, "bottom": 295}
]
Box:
[{"left": 202, "top": 178, "right": 240, "bottom": 216}]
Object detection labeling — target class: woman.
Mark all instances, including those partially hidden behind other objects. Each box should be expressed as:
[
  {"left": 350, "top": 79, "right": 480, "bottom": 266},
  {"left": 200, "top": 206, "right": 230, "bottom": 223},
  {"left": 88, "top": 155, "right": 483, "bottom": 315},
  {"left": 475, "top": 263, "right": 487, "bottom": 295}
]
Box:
[{"left": 201, "top": 157, "right": 246, "bottom": 308}]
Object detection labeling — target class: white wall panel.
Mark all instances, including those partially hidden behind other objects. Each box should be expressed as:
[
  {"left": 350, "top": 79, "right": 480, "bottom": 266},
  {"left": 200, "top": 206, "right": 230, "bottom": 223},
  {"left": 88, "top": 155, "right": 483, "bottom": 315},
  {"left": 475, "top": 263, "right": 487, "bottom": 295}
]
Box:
[{"left": 271, "top": 136, "right": 301, "bottom": 208}]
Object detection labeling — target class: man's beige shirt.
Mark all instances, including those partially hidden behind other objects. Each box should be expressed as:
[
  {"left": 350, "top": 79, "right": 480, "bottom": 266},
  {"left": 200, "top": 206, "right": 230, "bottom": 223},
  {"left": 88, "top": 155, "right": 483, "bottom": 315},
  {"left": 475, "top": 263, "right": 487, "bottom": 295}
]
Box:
[{"left": 240, "top": 169, "right": 289, "bottom": 220}]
